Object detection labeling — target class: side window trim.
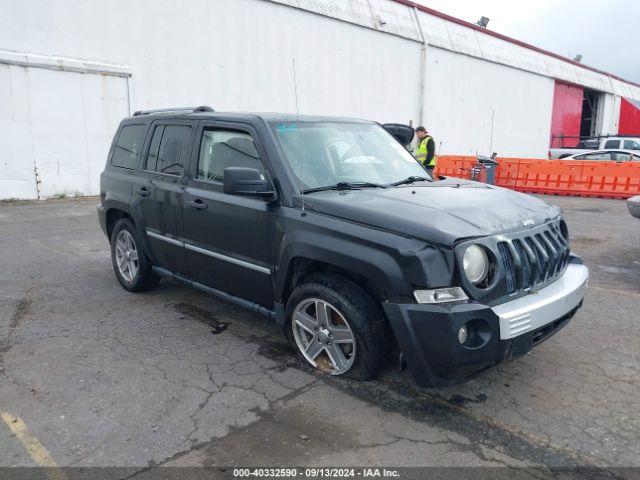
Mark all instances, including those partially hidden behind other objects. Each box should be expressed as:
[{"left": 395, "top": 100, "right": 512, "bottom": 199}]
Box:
[{"left": 143, "top": 125, "right": 166, "bottom": 173}]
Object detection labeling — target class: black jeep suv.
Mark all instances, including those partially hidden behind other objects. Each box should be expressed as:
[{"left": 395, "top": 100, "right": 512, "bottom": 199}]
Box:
[{"left": 98, "top": 106, "right": 588, "bottom": 387}]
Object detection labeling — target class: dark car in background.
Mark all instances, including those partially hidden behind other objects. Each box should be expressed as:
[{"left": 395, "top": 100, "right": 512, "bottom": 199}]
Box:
[{"left": 97, "top": 107, "right": 588, "bottom": 387}]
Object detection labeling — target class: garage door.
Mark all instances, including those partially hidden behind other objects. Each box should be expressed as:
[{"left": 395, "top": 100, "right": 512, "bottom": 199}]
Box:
[
  {"left": 549, "top": 82, "right": 583, "bottom": 148},
  {"left": 0, "top": 57, "right": 130, "bottom": 199}
]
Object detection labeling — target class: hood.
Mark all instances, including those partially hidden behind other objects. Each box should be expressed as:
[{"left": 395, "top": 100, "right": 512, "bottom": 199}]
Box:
[{"left": 299, "top": 179, "right": 561, "bottom": 245}]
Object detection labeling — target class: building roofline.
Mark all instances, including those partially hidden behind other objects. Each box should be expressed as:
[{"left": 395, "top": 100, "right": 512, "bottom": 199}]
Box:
[{"left": 390, "top": 0, "right": 640, "bottom": 90}]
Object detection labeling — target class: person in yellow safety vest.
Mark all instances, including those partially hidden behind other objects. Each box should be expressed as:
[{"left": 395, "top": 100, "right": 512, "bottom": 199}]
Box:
[{"left": 414, "top": 126, "right": 436, "bottom": 174}]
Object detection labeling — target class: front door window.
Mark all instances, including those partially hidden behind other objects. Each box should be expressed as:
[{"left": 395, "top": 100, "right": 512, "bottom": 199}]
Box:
[{"left": 197, "top": 129, "right": 266, "bottom": 183}]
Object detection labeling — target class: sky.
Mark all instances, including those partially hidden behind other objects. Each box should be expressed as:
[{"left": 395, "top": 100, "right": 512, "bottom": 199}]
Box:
[{"left": 414, "top": 0, "right": 640, "bottom": 83}]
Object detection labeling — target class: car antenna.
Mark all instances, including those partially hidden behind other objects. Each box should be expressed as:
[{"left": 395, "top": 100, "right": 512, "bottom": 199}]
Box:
[{"left": 292, "top": 57, "right": 305, "bottom": 216}]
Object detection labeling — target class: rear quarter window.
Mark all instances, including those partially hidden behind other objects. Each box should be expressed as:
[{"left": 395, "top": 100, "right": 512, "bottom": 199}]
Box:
[
  {"left": 111, "top": 124, "right": 147, "bottom": 169},
  {"left": 603, "top": 140, "right": 620, "bottom": 149}
]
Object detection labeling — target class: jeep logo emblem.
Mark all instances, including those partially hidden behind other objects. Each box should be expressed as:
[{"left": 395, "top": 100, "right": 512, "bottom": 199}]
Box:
[{"left": 522, "top": 218, "right": 535, "bottom": 227}]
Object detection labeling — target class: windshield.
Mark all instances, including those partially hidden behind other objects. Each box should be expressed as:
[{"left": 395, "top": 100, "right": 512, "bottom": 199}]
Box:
[{"left": 269, "top": 121, "right": 429, "bottom": 190}]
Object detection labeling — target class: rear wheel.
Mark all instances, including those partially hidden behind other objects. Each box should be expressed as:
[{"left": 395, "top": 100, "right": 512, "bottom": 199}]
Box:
[
  {"left": 285, "top": 274, "right": 387, "bottom": 379},
  {"left": 110, "top": 218, "right": 160, "bottom": 292}
]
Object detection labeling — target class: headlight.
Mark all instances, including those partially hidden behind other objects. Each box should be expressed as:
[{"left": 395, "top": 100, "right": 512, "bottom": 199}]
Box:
[{"left": 463, "top": 244, "right": 489, "bottom": 285}]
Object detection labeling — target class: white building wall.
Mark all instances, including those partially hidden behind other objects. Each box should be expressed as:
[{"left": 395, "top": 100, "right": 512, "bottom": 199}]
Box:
[
  {"left": 1, "top": 0, "right": 639, "bottom": 199},
  {"left": 0, "top": 64, "right": 38, "bottom": 200},
  {"left": 424, "top": 48, "right": 555, "bottom": 158},
  {"left": 0, "top": 57, "right": 130, "bottom": 199},
  {"left": 0, "top": 0, "right": 421, "bottom": 122},
  {"left": 272, "top": 0, "right": 640, "bottom": 101},
  {"left": 596, "top": 94, "right": 621, "bottom": 136},
  {"left": 0, "top": 0, "right": 422, "bottom": 198}
]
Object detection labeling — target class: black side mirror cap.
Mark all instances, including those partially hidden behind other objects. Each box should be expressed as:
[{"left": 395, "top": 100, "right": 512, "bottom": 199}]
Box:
[{"left": 223, "top": 167, "right": 277, "bottom": 200}]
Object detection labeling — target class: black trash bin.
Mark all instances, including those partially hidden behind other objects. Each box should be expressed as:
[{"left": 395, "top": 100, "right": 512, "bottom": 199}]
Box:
[{"left": 476, "top": 155, "right": 499, "bottom": 185}]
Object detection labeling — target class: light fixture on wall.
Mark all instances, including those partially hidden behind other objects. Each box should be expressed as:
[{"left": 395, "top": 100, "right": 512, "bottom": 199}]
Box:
[{"left": 476, "top": 16, "right": 490, "bottom": 28}]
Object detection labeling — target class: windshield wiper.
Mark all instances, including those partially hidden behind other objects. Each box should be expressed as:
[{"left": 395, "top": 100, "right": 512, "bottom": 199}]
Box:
[
  {"left": 389, "top": 175, "right": 432, "bottom": 187},
  {"left": 302, "top": 181, "right": 387, "bottom": 194}
]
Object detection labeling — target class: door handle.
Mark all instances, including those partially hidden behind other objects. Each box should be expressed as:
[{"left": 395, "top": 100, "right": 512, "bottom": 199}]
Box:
[
  {"left": 188, "top": 199, "right": 208, "bottom": 210},
  {"left": 137, "top": 187, "right": 151, "bottom": 197}
]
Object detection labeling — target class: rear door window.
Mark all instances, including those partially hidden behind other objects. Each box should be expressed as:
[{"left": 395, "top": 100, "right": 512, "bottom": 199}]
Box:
[
  {"left": 111, "top": 124, "right": 146, "bottom": 169},
  {"left": 581, "top": 152, "right": 612, "bottom": 160},
  {"left": 144, "top": 124, "right": 191, "bottom": 176},
  {"left": 611, "top": 151, "right": 631, "bottom": 161},
  {"left": 604, "top": 140, "right": 620, "bottom": 149}
]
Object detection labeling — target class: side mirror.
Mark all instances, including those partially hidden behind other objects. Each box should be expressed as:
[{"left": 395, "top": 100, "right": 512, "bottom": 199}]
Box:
[
  {"left": 382, "top": 123, "right": 415, "bottom": 148},
  {"left": 223, "top": 167, "right": 276, "bottom": 200}
]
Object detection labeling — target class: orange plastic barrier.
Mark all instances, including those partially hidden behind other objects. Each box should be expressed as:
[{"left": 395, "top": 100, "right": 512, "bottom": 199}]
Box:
[
  {"left": 434, "top": 156, "right": 640, "bottom": 199},
  {"left": 432, "top": 155, "right": 477, "bottom": 178}
]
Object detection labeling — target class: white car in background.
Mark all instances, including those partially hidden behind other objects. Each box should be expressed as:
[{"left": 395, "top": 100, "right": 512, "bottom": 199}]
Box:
[
  {"left": 561, "top": 150, "right": 640, "bottom": 162},
  {"left": 549, "top": 137, "right": 640, "bottom": 159}
]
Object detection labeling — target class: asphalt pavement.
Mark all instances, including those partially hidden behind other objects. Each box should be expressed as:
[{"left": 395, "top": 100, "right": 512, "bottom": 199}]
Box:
[{"left": 0, "top": 195, "right": 638, "bottom": 479}]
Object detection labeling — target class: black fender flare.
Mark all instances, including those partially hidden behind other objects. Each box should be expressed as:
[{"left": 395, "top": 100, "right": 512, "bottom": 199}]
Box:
[
  {"left": 103, "top": 195, "right": 159, "bottom": 266},
  {"left": 274, "top": 228, "right": 421, "bottom": 305}
]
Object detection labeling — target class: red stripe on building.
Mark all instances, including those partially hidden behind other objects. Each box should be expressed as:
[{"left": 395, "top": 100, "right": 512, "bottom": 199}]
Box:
[{"left": 619, "top": 98, "right": 640, "bottom": 135}]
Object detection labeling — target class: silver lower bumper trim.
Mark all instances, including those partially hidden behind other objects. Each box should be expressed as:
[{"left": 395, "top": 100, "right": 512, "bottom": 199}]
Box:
[{"left": 492, "top": 263, "right": 589, "bottom": 340}]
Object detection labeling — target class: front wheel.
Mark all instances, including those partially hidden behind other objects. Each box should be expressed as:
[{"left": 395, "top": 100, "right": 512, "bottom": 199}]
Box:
[{"left": 285, "top": 274, "right": 387, "bottom": 379}]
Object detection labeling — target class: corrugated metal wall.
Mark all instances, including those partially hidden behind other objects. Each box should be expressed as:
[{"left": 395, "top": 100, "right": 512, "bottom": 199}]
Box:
[{"left": 0, "top": 0, "right": 638, "bottom": 199}]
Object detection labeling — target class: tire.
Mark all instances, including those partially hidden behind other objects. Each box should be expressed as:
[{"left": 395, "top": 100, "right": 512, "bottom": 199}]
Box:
[
  {"left": 110, "top": 217, "right": 160, "bottom": 292},
  {"left": 285, "top": 273, "right": 387, "bottom": 380}
]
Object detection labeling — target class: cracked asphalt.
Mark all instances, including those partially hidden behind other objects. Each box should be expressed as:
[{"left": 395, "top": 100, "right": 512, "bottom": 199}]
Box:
[{"left": 0, "top": 195, "right": 639, "bottom": 478}]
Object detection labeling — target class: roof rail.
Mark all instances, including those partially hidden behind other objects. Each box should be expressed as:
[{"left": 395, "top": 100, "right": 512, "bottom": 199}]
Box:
[
  {"left": 132, "top": 105, "right": 214, "bottom": 116},
  {"left": 552, "top": 133, "right": 640, "bottom": 141}
]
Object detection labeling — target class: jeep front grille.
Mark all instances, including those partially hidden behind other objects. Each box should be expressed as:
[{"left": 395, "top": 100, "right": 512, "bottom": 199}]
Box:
[
  {"left": 497, "top": 225, "right": 570, "bottom": 294},
  {"left": 497, "top": 243, "right": 516, "bottom": 294}
]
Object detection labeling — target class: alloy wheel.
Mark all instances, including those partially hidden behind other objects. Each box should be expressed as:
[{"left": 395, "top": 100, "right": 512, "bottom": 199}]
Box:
[
  {"left": 115, "top": 230, "right": 139, "bottom": 283},
  {"left": 292, "top": 298, "right": 356, "bottom": 375}
]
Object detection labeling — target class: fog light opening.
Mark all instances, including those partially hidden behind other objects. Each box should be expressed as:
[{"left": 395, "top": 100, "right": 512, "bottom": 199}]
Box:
[{"left": 458, "top": 319, "right": 491, "bottom": 349}]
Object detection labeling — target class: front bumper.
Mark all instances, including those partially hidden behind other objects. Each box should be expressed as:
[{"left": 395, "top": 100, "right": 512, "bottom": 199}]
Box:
[{"left": 383, "top": 258, "right": 588, "bottom": 388}]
